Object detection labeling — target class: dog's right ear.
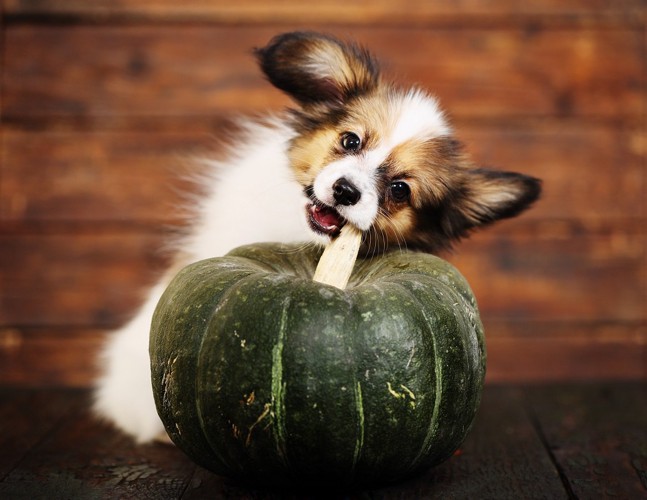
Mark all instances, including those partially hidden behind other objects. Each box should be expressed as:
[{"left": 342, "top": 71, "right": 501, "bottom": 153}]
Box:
[{"left": 255, "top": 31, "right": 379, "bottom": 107}]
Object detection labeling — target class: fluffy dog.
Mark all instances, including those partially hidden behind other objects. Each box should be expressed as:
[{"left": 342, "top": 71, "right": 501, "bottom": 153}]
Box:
[{"left": 94, "top": 31, "right": 541, "bottom": 442}]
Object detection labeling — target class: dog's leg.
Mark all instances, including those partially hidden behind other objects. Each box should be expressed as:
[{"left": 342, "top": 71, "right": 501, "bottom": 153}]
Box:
[{"left": 93, "top": 282, "right": 168, "bottom": 443}]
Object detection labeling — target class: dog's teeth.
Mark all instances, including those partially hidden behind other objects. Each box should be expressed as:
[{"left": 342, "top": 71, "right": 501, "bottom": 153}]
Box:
[{"left": 307, "top": 202, "right": 346, "bottom": 236}]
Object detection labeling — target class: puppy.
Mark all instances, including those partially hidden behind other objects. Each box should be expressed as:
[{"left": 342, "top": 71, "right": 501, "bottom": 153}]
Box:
[{"left": 94, "top": 31, "right": 541, "bottom": 443}]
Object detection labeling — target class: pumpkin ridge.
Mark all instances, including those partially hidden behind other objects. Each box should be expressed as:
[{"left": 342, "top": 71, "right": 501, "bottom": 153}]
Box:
[
  {"left": 228, "top": 243, "right": 321, "bottom": 278},
  {"left": 194, "top": 273, "right": 255, "bottom": 474},
  {"left": 154, "top": 262, "right": 261, "bottom": 473},
  {"left": 426, "top": 281, "right": 487, "bottom": 443},
  {"left": 194, "top": 270, "right": 292, "bottom": 474},
  {"left": 270, "top": 295, "right": 291, "bottom": 468},
  {"left": 391, "top": 281, "right": 443, "bottom": 472},
  {"left": 351, "top": 379, "right": 365, "bottom": 475},
  {"left": 392, "top": 276, "right": 485, "bottom": 470}
]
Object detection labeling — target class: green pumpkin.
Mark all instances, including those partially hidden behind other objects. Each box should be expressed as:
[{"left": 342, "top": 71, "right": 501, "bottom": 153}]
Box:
[{"left": 150, "top": 243, "right": 486, "bottom": 488}]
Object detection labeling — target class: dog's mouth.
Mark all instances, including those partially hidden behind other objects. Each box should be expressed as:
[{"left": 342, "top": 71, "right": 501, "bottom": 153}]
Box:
[{"left": 306, "top": 201, "right": 346, "bottom": 237}]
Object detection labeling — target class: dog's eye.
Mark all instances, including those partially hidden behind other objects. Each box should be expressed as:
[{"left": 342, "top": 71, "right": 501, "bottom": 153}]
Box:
[
  {"left": 390, "top": 181, "right": 411, "bottom": 202},
  {"left": 340, "top": 132, "right": 362, "bottom": 152}
]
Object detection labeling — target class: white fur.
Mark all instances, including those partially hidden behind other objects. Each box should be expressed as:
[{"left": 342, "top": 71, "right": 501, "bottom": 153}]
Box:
[
  {"left": 313, "top": 156, "right": 380, "bottom": 230},
  {"left": 93, "top": 119, "right": 313, "bottom": 442},
  {"left": 313, "top": 90, "right": 450, "bottom": 230},
  {"left": 389, "top": 89, "right": 450, "bottom": 145}
]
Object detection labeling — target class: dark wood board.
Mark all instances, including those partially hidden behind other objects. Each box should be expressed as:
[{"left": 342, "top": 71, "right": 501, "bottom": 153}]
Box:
[
  {"left": 0, "top": 391, "right": 196, "bottom": 499},
  {"left": 451, "top": 230, "right": 646, "bottom": 323},
  {"left": 1, "top": 122, "right": 643, "bottom": 223},
  {"left": 484, "top": 321, "right": 647, "bottom": 382},
  {"left": 0, "top": 230, "right": 173, "bottom": 327},
  {"left": 1, "top": 230, "right": 644, "bottom": 327},
  {"left": 3, "top": 26, "right": 644, "bottom": 122},
  {"left": 1, "top": 384, "right": 644, "bottom": 498},
  {"left": 526, "top": 383, "right": 647, "bottom": 499},
  {"left": 0, "top": 328, "right": 106, "bottom": 387},
  {"left": 4, "top": 0, "right": 646, "bottom": 26},
  {"left": 0, "top": 389, "right": 84, "bottom": 479},
  {"left": 1, "top": 130, "right": 217, "bottom": 223}
]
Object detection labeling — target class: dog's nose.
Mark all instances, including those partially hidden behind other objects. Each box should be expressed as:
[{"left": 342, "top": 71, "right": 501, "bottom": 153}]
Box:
[{"left": 333, "top": 178, "right": 361, "bottom": 206}]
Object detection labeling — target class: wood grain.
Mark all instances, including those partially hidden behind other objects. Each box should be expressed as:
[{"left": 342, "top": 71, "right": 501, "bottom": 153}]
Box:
[
  {"left": 1, "top": 122, "right": 643, "bottom": 222},
  {"left": 1, "top": 130, "right": 217, "bottom": 222},
  {"left": 1, "top": 231, "right": 643, "bottom": 328},
  {"left": 415, "top": 387, "right": 567, "bottom": 498},
  {"left": 527, "top": 384, "right": 647, "bottom": 498},
  {"left": 1, "top": 385, "right": 644, "bottom": 497},
  {"left": 0, "top": 231, "right": 172, "bottom": 327},
  {"left": 0, "top": 389, "right": 84, "bottom": 478},
  {"left": 4, "top": 0, "right": 645, "bottom": 25},
  {"left": 486, "top": 331, "right": 646, "bottom": 381},
  {"left": 457, "top": 122, "right": 645, "bottom": 221},
  {"left": 450, "top": 230, "right": 646, "bottom": 322},
  {"left": 0, "top": 390, "right": 195, "bottom": 499},
  {"left": 3, "top": 26, "right": 643, "bottom": 122},
  {"left": 0, "top": 328, "right": 106, "bottom": 386}
]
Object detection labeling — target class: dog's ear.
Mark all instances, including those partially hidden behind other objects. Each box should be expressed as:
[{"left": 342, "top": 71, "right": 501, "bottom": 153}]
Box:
[
  {"left": 255, "top": 31, "right": 379, "bottom": 106},
  {"left": 415, "top": 166, "right": 541, "bottom": 251},
  {"left": 452, "top": 168, "right": 542, "bottom": 230}
]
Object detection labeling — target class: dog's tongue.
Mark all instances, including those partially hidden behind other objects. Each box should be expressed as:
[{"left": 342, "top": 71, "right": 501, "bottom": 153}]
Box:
[{"left": 313, "top": 205, "right": 343, "bottom": 228}]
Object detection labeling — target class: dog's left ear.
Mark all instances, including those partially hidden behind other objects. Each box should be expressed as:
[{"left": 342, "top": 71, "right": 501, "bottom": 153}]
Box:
[
  {"left": 455, "top": 168, "right": 542, "bottom": 230},
  {"left": 255, "top": 31, "right": 379, "bottom": 106}
]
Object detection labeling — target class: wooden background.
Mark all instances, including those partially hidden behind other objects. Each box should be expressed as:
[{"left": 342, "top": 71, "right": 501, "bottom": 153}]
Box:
[{"left": 0, "top": 0, "right": 645, "bottom": 386}]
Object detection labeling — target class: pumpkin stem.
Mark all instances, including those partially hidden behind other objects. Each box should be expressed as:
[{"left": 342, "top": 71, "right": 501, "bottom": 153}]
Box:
[{"left": 312, "top": 224, "right": 362, "bottom": 289}]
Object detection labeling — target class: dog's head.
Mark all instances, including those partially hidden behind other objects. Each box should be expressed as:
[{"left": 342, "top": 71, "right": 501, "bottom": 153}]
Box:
[{"left": 256, "top": 32, "right": 541, "bottom": 253}]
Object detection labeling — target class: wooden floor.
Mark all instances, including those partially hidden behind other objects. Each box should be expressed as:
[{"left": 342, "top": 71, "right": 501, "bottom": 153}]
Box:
[{"left": 0, "top": 383, "right": 645, "bottom": 499}]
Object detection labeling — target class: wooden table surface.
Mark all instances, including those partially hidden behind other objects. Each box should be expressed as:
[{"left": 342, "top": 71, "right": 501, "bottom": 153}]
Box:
[{"left": 0, "top": 383, "right": 645, "bottom": 499}]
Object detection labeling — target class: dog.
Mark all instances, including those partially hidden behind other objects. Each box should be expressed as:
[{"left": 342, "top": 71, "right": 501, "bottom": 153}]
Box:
[{"left": 94, "top": 31, "right": 541, "bottom": 443}]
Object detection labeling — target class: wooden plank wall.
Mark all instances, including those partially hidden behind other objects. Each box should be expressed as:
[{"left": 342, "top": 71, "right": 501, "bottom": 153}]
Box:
[{"left": 0, "top": 1, "right": 645, "bottom": 386}]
